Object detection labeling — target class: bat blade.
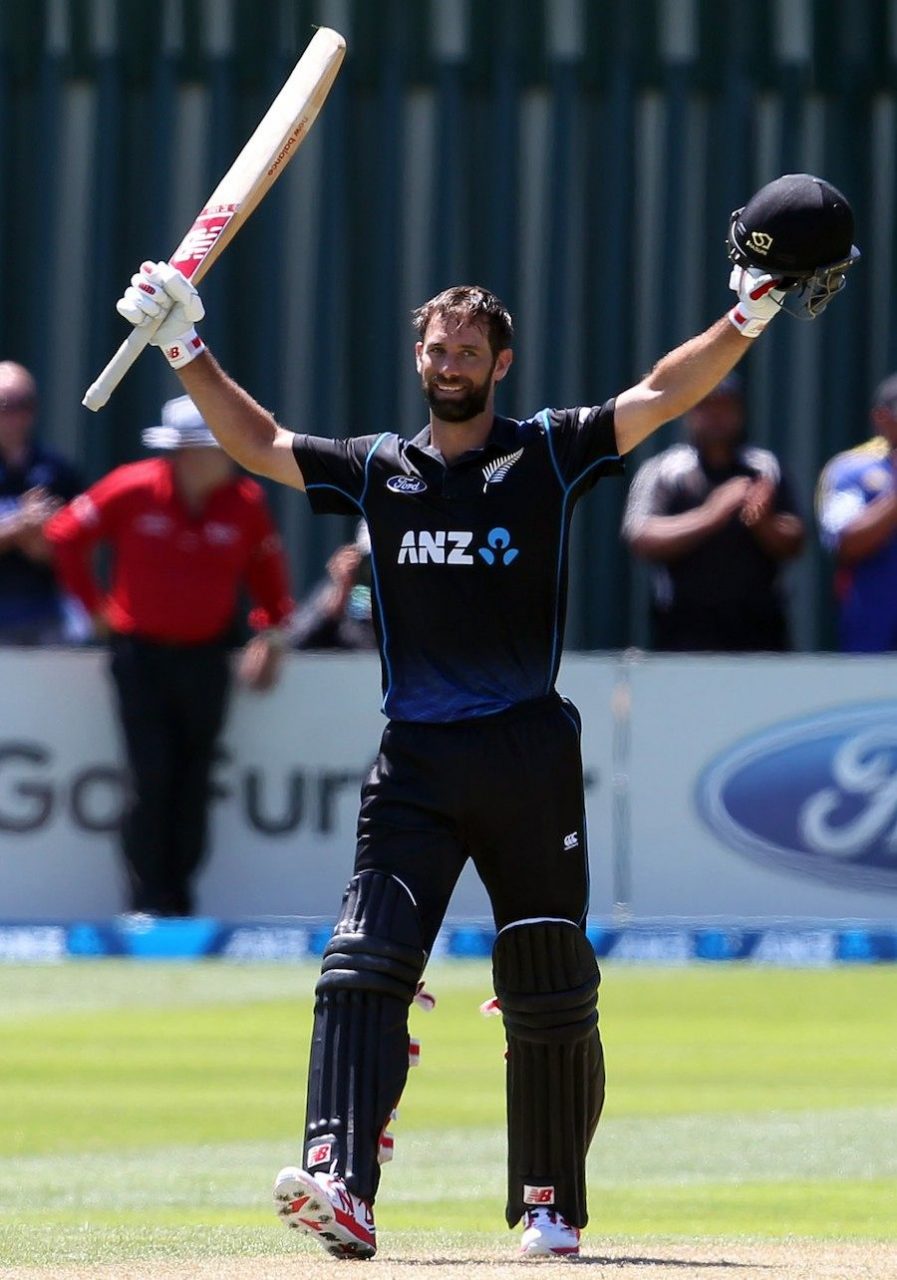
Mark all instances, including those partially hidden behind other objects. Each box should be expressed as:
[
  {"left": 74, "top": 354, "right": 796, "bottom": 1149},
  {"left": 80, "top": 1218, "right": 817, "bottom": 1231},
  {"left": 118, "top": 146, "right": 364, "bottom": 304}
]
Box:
[{"left": 82, "top": 26, "right": 345, "bottom": 412}]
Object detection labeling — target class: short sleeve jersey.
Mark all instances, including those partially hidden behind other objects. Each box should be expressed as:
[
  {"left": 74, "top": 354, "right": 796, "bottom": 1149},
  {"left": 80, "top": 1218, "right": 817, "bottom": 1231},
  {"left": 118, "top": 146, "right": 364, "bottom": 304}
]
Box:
[
  {"left": 46, "top": 459, "right": 293, "bottom": 644},
  {"left": 293, "top": 406, "right": 622, "bottom": 721},
  {"left": 816, "top": 437, "right": 897, "bottom": 651},
  {"left": 622, "top": 441, "right": 799, "bottom": 614}
]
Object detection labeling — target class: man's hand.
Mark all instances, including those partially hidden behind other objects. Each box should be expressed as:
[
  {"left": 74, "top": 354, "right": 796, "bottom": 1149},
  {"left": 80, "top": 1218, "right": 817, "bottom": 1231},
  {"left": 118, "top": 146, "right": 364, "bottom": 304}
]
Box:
[
  {"left": 116, "top": 262, "right": 206, "bottom": 368},
  {"left": 727, "top": 266, "right": 787, "bottom": 338},
  {"left": 704, "top": 475, "right": 753, "bottom": 522},
  {"left": 237, "top": 631, "right": 286, "bottom": 692},
  {"left": 323, "top": 545, "right": 363, "bottom": 618},
  {"left": 18, "top": 486, "right": 61, "bottom": 531},
  {"left": 0, "top": 487, "right": 61, "bottom": 561},
  {"left": 740, "top": 474, "right": 776, "bottom": 527}
]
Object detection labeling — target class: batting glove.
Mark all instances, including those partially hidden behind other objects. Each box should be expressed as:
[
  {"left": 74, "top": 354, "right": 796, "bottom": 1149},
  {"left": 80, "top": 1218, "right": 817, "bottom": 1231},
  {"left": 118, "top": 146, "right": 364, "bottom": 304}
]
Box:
[
  {"left": 727, "top": 265, "right": 786, "bottom": 338},
  {"left": 116, "top": 261, "right": 206, "bottom": 368}
]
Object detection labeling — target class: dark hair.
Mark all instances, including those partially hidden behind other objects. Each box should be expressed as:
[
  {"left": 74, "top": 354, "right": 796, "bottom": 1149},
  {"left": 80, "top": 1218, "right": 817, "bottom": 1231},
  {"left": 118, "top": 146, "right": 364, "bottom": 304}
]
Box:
[
  {"left": 872, "top": 372, "right": 897, "bottom": 411},
  {"left": 412, "top": 286, "right": 514, "bottom": 358}
]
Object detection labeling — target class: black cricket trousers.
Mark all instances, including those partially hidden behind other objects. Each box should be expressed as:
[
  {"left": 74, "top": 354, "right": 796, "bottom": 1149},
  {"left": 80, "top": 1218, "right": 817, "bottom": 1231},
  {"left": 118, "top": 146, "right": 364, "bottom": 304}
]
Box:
[
  {"left": 354, "top": 692, "right": 591, "bottom": 950},
  {"left": 109, "top": 634, "right": 231, "bottom": 916}
]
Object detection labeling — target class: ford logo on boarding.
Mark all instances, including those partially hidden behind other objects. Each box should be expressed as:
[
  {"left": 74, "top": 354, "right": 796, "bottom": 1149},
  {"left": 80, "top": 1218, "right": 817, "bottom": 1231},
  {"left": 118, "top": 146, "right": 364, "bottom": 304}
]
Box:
[{"left": 695, "top": 703, "right": 897, "bottom": 894}]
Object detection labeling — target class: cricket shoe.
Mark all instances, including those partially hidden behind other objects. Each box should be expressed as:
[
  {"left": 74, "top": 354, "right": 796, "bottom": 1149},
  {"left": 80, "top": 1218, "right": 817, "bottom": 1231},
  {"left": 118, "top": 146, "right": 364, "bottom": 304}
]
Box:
[
  {"left": 273, "top": 1166, "right": 376, "bottom": 1260},
  {"left": 519, "top": 1207, "right": 581, "bottom": 1258}
]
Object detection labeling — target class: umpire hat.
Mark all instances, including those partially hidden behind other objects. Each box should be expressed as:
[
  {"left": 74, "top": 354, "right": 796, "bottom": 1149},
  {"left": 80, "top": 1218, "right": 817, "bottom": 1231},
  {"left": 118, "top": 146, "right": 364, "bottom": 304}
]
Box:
[{"left": 142, "top": 395, "right": 221, "bottom": 450}]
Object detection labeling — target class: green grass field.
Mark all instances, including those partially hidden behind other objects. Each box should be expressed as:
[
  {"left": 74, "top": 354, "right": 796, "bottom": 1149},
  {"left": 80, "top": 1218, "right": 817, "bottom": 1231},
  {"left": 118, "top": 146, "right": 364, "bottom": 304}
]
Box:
[{"left": 1, "top": 960, "right": 896, "bottom": 1270}]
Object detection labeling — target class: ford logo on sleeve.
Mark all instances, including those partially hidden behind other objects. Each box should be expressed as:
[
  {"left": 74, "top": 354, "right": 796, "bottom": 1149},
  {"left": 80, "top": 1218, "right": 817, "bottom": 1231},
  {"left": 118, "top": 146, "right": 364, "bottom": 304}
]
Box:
[
  {"left": 695, "top": 703, "right": 897, "bottom": 893},
  {"left": 387, "top": 475, "right": 427, "bottom": 495}
]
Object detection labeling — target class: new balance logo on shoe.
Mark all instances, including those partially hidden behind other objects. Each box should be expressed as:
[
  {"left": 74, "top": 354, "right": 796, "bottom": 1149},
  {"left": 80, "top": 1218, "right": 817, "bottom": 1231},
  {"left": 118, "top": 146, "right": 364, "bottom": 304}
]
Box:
[
  {"left": 520, "top": 1207, "right": 581, "bottom": 1258},
  {"left": 273, "top": 1166, "right": 376, "bottom": 1260}
]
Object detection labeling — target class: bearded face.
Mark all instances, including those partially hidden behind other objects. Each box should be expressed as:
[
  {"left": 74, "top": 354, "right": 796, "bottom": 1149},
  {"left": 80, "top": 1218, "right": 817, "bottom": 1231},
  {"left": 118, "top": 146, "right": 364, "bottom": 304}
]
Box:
[
  {"left": 422, "top": 361, "right": 497, "bottom": 422},
  {"left": 417, "top": 319, "right": 503, "bottom": 424}
]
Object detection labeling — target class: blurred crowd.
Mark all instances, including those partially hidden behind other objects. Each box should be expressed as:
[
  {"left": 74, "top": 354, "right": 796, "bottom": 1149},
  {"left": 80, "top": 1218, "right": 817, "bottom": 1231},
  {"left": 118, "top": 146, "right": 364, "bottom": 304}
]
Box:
[
  {"left": 3, "top": 360, "right": 896, "bottom": 915},
  {"left": 1, "top": 368, "right": 374, "bottom": 918},
  {"left": 0, "top": 366, "right": 376, "bottom": 660},
  {"left": 5, "top": 361, "right": 897, "bottom": 663},
  {"left": 623, "top": 369, "right": 897, "bottom": 655}
]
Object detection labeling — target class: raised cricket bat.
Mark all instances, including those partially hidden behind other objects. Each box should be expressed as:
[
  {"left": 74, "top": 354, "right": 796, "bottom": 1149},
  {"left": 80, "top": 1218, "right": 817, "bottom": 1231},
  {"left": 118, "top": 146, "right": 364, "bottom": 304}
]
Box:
[{"left": 83, "top": 26, "right": 345, "bottom": 411}]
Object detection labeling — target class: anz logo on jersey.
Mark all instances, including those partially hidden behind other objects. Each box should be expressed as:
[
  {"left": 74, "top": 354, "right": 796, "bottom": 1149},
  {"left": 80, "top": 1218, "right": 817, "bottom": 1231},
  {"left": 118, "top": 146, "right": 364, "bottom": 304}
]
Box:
[{"left": 397, "top": 527, "right": 519, "bottom": 566}]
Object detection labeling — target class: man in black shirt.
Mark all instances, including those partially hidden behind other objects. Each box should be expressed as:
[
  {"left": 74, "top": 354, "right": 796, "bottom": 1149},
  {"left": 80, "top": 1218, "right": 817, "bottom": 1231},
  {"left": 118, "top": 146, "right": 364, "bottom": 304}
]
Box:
[
  {"left": 622, "top": 374, "right": 805, "bottom": 650},
  {"left": 111, "top": 250, "right": 806, "bottom": 1258}
]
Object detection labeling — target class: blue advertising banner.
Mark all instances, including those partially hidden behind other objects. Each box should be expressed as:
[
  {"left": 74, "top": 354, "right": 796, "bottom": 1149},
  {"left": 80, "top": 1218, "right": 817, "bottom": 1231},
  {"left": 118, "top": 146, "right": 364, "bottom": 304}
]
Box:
[{"left": 1, "top": 919, "right": 895, "bottom": 966}]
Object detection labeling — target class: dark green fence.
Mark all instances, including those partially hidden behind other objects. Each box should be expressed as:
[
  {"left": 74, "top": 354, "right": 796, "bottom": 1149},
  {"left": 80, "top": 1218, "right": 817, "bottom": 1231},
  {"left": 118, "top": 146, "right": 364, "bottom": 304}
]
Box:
[{"left": 2, "top": 0, "right": 895, "bottom": 648}]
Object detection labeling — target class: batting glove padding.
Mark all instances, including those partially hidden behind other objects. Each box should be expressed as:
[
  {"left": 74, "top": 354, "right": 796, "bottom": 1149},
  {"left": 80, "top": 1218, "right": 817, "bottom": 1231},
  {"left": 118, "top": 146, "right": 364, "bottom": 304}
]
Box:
[
  {"left": 727, "top": 265, "right": 786, "bottom": 337},
  {"left": 116, "top": 261, "right": 206, "bottom": 368}
]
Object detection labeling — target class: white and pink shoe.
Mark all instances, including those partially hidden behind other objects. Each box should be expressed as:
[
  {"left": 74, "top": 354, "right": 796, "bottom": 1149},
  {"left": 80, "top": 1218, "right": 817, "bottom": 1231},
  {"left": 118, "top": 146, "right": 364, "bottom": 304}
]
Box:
[
  {"left": 273, "top": 1166, "right": 376, "bottom": 1260},
  {"left": 519, "top": 1207, "right": 581, "bottom": 1258}
]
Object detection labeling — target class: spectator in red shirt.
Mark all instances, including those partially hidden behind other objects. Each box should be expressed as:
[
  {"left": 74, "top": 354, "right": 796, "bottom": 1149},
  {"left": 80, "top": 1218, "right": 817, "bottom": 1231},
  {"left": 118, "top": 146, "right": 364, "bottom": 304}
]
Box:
[{"left": 46, "top": 395, "right": 294, "bottom": 917}]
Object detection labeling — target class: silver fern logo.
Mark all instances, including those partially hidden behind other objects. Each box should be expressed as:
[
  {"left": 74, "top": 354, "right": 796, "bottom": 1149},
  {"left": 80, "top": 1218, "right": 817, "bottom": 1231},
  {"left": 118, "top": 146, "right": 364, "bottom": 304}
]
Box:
[{"left": 482, "top": 448, "right": 524, "bottom": 492}]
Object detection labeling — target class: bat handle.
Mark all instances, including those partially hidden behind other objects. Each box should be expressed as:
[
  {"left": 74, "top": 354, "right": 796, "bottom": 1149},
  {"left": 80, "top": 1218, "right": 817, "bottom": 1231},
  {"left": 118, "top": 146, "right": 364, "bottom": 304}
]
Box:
[{"left": 81, "top": 318, "right": 163, "bottom": 411}]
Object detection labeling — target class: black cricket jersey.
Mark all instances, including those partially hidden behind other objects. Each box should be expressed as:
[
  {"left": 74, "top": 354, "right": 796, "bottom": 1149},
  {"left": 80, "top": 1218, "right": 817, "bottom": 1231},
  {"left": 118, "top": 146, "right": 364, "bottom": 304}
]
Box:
[{"left": 292, "top": 404, "right": 623, "bottom": 722}]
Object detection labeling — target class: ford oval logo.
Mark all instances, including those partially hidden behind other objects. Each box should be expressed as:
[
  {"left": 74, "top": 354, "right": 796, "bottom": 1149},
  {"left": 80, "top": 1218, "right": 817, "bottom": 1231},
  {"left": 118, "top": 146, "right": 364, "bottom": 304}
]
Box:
[
  {"left": 695, "top": 703, "right": 897, "bottom": 894},
  {"left": 386, "top": 475, "right": 427, "bottom": 495}
]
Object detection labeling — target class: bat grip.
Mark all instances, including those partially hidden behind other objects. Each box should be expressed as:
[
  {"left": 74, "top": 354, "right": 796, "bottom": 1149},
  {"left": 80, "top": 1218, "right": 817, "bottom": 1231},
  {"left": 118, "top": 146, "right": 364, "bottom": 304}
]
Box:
[{"left": 81, "top": 318, "right": 162, "bottom": 411}]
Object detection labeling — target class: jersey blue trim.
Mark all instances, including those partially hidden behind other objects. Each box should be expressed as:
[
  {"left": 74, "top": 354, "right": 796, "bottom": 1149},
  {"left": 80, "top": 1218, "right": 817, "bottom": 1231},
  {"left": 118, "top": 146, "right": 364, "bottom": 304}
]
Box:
[
  {"left": 303, "top": 433, "right": 391, "bottom": 508},
  {"left": 539, "top": 406, "right": 622, "bottom": 492},
  {"left": 569, "top": 451, "right": 622, "bottom": 490},
  {"left": 540, "top": 409, "right": 572, "bottom": 691},
  {"left": 367, "top": 541, "right": 394, "bottom": 715},
  {"left": 360, "top": 433, "right": 391, "bottom": 503},
  {"left": 546, "top": 487, "right": 572, "bottom": 691},
  {"left": 538, "top": 408, "right": 566, "bottom": 489},
  {"left": 359, "top": 433, "right": 395, "bottom": 713},
  {"left": 539, "top": 409, "right": 621, "bottom": 692},
  {"left": 304, "top": 481, "right": 363, "bottom": 506}
]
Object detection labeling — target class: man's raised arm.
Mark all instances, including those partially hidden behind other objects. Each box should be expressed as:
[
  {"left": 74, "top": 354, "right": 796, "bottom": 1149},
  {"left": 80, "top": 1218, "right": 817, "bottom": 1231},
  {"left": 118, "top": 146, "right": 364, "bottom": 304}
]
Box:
[
  {"left": 177, "top": 351, "right": 304, "bottom": 491},
  {"left": 614, "top": 270, "right": 783, "bottom": 456},
  {"left": 115, "top": 261, "right": 305, "bottom": 491},
  {"left": 615, "top": 172, "right": 859, "bottom": 456}
]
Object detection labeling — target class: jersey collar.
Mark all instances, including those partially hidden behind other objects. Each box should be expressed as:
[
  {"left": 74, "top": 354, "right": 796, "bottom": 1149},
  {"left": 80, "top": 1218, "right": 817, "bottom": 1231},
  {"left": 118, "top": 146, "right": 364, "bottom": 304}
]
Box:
[{"left": 407, "top": 415, "right": 519, "bottom": 469}]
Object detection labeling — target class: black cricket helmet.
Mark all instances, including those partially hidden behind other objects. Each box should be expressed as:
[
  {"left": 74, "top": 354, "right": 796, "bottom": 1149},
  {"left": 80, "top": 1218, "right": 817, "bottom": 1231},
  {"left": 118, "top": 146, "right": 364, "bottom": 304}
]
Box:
[{"left": 727, "top": 173, "right": 860, "bottom": 318}]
